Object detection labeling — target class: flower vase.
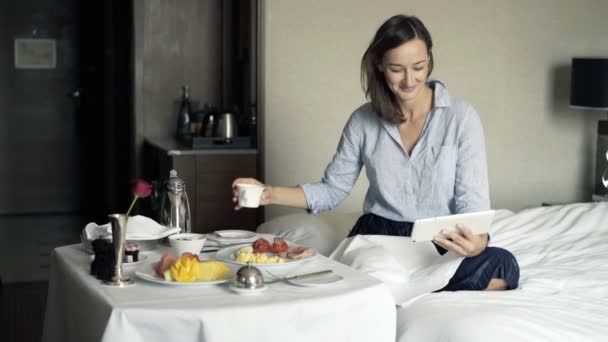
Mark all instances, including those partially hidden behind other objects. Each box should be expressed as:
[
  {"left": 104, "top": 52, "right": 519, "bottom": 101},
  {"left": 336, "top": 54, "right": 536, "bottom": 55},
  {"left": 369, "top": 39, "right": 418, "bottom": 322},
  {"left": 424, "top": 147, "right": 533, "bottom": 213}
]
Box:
[{"left": 103, "top": 214, "right": 134, "bottom": 287}]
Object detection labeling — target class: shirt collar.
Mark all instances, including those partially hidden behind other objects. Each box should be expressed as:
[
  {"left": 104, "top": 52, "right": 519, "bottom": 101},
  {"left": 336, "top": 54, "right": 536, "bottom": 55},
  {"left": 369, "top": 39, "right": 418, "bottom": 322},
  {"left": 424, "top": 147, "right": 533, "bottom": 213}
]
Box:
[{"left": 427, "top": 79, "right": 451, "bottom": 108}]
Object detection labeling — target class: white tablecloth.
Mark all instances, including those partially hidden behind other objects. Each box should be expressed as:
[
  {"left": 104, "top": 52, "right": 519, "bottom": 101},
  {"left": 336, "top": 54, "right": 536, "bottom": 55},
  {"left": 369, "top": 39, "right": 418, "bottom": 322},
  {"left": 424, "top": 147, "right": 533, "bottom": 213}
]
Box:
[{"left": 42, "top": 243, "right": 396, "bottom": 342}]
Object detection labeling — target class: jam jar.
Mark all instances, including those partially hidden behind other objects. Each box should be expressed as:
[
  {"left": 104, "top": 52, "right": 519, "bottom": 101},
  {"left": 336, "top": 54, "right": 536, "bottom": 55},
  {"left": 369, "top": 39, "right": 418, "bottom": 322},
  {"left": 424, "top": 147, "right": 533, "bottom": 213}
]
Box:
[{"left": 124, "top": 243, "right": 141, "bottom": 263}]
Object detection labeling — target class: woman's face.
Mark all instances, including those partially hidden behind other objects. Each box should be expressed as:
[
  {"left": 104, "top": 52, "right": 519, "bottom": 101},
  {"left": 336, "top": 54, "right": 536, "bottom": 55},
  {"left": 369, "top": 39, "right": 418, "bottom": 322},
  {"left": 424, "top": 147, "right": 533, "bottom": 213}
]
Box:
[{"left": 379, "top": 38, "right": 430, "bottom": 105}]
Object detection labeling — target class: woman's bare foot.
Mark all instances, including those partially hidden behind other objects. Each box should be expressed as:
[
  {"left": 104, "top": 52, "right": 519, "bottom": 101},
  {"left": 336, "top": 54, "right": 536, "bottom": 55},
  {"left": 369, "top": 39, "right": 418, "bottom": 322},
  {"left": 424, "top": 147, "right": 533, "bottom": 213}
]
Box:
[{"left": 485, "top": 278, "right": 508, "bottom": 291}]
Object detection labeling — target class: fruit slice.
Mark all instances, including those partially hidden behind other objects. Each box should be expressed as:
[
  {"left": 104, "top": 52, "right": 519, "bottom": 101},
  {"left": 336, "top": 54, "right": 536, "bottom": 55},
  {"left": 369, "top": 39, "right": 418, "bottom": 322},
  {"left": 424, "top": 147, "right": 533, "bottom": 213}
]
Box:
[
  {"left": 197, "top": 260, "right": 230, "bottom": 281},
  {"left": 181, "top": 252, "right": 200, "bottom": 261},
  {"left": 163, "top": 269, "right": 173, "bottom": 282},
  {"left": 170, "top": 254, "right": 201, "bottom": 282}
]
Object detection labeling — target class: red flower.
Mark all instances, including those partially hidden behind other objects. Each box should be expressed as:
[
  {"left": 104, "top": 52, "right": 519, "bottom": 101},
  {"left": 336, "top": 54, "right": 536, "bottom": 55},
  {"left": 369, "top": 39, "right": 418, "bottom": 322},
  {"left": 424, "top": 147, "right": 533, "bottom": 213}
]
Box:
[
  {"left": 132, "top": 179, "right": 153, "bottom": 198},
  {"left": 126, "top": 179, "right": 152, "bottom": 216}
]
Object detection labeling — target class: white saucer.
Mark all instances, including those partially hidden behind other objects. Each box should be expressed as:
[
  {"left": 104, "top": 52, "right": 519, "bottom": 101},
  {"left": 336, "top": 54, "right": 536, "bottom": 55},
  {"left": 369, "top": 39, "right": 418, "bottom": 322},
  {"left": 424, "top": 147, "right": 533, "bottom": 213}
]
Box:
[
  {"left": 212, "top": 230, "right": 257, "bottom": 239},
  {"left": 229, "top": 284, "right": 268, "bottom": 295},
  {"left": 287, "top": 273, "right": 344, "bottom": 287}
]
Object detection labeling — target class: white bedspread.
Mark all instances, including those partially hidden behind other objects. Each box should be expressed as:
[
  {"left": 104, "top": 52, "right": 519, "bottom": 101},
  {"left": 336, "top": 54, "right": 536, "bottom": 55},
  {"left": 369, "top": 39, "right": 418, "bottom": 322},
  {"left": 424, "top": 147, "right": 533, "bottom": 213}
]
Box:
[
  {"left": 326, "top": 203, "right": 608, "bottom": 341},
  {"left": 396, "top": 202, "right": 608, "bottom": 342}
]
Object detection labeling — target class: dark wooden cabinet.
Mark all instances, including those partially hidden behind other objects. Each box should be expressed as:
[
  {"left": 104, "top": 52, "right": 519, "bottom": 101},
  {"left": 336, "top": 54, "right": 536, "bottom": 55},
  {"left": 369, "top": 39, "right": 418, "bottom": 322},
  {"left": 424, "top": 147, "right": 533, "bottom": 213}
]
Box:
[{"left": 144, "top": 139, "right": 263, "bottom": 233}]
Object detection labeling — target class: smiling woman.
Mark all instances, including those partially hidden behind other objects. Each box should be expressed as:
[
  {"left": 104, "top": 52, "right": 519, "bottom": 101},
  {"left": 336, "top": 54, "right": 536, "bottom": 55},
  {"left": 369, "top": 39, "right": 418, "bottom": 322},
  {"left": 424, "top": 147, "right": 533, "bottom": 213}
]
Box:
[
  {"left": 233, "top": 14, "right": 519, "bottom": 293},
  {"left": 361, "top": 15, "right": 434, "bottom": 124}
]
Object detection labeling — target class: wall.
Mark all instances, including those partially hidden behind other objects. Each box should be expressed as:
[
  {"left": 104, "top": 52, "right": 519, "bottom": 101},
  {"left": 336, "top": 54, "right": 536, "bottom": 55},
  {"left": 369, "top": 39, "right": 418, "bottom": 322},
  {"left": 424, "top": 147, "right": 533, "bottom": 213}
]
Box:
[
  {"left": 134, "top": 0, "right": 223, "bottom": 172},
  {"left": 261, "top": 0, "right": 608, "bottom": 219}
]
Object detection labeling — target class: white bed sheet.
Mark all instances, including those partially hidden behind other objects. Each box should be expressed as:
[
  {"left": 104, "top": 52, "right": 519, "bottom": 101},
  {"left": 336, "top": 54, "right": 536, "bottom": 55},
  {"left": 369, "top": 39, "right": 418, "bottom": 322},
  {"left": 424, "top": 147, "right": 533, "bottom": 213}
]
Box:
[{"left": 397, "top": 202, "right": 608, "bottom": 342}]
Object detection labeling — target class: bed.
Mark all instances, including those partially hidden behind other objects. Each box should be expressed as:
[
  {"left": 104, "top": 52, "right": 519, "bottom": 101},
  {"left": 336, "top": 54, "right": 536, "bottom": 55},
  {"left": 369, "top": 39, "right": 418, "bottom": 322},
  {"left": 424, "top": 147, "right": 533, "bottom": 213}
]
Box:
[{"left": 257, "top": 202, "right": 608, "bottom": 341}]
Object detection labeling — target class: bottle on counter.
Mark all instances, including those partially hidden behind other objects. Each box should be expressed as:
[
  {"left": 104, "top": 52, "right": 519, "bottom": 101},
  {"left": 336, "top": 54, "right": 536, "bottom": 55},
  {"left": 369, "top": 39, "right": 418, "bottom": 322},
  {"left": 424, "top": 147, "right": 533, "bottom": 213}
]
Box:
[
  {"left": 176, "top": 85, "right": 193, "bottom": 141},
  {"left": 191, "top": 106, "right": 205, "bottom": 137},
  {"left": 198, "top": 103, "right": 210, "bottom": 137},
  {"left": 204, "top": 105, "right": 218, "bottom": 137}
]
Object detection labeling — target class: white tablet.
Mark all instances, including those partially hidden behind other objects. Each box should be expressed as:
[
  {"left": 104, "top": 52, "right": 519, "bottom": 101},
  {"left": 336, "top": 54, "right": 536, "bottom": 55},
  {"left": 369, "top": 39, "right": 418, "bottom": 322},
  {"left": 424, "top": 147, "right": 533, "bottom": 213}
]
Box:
[{"left": 411, "top": 210, "right": 495, "bottom": 242}]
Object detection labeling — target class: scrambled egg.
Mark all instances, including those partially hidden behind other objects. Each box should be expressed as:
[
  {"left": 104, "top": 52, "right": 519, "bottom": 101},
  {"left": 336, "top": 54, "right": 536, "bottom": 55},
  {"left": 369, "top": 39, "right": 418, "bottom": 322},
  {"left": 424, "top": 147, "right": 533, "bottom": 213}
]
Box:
[{"left": 236, "top": 251, "right": 285, "bottom": 264}]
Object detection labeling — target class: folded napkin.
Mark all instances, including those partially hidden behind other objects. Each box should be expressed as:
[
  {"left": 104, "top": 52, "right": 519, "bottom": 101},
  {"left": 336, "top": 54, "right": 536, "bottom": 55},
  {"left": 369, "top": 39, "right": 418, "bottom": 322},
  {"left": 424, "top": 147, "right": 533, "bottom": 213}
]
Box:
[{"left": 82, "top": 215, "right": 181, "bottom": 241}]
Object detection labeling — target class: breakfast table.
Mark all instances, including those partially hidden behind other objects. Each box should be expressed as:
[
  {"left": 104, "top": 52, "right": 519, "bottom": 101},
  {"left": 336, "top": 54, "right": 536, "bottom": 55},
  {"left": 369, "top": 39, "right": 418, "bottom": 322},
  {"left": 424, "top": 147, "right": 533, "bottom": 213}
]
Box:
[{"left": 42, "top": 238, "right": 396, "bottom": 342}]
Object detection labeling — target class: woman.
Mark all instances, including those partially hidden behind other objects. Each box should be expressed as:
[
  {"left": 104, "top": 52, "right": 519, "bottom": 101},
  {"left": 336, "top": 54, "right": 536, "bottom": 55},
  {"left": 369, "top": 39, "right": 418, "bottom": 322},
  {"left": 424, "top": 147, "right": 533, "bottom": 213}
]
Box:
[{"left": 233, "top": 14, "right": 519, "bottom": 291}]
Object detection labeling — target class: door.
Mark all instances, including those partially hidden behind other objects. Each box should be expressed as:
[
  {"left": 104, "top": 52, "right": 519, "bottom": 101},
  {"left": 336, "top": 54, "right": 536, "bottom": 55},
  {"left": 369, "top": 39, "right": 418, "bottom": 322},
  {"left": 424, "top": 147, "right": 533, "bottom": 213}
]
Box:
[
  {"left": 0, "top": 0, "right": 133, "bottom": 283},
  {"left": 0, "top": 0, "right": 82, "bottom": 215}
]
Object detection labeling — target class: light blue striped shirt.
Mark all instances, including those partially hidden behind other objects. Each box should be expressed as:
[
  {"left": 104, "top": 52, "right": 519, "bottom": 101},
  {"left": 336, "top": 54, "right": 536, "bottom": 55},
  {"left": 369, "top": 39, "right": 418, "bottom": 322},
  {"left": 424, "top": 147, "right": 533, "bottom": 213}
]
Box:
[{"left": 300, "top": 80, "right": 490, "bottom": 221}]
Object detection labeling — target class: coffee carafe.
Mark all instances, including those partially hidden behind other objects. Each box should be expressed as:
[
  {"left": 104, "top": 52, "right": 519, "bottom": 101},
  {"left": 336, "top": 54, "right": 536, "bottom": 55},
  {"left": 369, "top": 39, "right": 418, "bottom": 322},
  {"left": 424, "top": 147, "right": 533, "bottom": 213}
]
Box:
[{"left": 159, "top": 169, "right": 191, "bottom": 234}]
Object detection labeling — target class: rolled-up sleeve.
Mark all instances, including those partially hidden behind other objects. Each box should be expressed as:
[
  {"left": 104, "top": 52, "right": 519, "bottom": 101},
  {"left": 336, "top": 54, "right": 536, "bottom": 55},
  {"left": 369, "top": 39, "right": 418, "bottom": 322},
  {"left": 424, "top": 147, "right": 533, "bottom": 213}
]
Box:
[
  {"left": 453, "top": 106, "right": 491, "bottom": 214},
  {"left": 300, "top": 113, "right": 364, "bottom": 214}
]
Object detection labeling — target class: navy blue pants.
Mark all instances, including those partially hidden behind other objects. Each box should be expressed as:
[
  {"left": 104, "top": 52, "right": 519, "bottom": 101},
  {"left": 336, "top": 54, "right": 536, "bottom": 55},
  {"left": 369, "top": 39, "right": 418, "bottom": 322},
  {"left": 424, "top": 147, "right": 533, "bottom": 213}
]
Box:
[{"left": 348, "top": 213, "right": 520, "bottom": 291}]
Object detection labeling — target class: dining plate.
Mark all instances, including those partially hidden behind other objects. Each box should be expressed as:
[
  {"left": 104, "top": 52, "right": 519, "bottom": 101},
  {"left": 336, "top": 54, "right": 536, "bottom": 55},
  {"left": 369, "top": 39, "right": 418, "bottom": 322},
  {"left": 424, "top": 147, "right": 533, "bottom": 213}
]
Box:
[
  {"left": 215, "top": 244, "right": 317, "bottom": 268},
  {"left": 212, "top": 230, "right": 257, "bottom": 240},
  {"left": 135, "top": 262, "right": 234, "bottom": 286},
  {"left": 207, "top": 230, "right": 259, "bottom": 247},
  {"left": 287, "top": 273, "right": 344, "bottom": 287}
]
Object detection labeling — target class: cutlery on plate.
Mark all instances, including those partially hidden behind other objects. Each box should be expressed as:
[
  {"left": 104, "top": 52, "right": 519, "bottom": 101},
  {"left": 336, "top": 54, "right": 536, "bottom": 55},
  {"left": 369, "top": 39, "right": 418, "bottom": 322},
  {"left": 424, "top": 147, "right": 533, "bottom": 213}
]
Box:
[
  {"left": 200, "top": 242, "right": 248, "bottom": 253},
  {"left": 200, "top": 248, "right": 221, "bottom": 253},
  {"left": 204, "top": 241, "right": 249, "bottom": 249},
  {"left": 264, "top": 270, "right": 334, "bottom": 284}
]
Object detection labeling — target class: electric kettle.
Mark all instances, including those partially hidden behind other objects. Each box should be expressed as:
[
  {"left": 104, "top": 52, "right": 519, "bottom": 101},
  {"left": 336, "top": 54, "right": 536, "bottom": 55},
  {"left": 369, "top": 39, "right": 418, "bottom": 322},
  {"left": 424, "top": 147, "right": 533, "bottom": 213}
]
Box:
[
  {"left": 217, "top": 112, "right": 238, "bottom": 143},
  {"left": 159, "top": 169, "right": 191, "bottom": 234}
]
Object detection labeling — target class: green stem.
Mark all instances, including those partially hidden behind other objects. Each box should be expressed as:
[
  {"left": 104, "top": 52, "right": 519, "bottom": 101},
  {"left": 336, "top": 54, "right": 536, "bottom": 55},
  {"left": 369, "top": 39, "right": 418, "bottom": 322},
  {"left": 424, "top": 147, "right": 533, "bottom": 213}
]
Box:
[{"left": 126, "top": 195, "right": 139, "bottom": 217}]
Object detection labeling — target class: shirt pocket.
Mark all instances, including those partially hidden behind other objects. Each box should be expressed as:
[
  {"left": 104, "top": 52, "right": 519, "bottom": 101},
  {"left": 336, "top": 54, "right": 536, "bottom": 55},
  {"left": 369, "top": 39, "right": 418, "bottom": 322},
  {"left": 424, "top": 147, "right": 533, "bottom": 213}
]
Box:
[{"left": 418, "top": 145, "right": 457, "bottom": 206}]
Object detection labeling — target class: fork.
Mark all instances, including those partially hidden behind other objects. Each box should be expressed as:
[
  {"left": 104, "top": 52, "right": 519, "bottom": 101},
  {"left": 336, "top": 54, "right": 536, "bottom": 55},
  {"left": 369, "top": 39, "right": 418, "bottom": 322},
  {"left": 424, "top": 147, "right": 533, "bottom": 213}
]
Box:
[
  {"left": 264, "top": 270, "right": 283, "bottom": 284},
  {"left": 264, "top": 269, "right": 333, "bottom": 284}
]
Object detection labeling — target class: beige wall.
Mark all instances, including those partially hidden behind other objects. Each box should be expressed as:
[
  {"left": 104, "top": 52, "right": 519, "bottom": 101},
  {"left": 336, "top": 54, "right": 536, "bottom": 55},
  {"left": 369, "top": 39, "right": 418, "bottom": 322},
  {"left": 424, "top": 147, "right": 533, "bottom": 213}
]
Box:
[{"left": 261, "top": 0, "right": 608, "bottom": 219}]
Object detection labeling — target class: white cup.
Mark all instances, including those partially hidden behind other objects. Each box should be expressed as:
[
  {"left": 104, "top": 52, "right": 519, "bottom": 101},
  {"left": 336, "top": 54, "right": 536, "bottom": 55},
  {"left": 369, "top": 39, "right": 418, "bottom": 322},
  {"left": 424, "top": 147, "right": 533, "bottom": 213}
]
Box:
[
  {"left": 236, "top": 183, "right": 265, "bottom": 208},
  {"left": 168, "top": 233, "right": 206, "bottom": 256}
]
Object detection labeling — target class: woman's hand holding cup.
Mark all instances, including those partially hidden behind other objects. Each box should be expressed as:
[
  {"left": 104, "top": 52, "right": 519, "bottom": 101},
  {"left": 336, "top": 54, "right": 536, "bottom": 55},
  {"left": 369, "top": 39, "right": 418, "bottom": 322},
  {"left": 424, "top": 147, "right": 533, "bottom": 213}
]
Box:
[{"left": 232, "top": 178, "right": 270, "bottom": 210}]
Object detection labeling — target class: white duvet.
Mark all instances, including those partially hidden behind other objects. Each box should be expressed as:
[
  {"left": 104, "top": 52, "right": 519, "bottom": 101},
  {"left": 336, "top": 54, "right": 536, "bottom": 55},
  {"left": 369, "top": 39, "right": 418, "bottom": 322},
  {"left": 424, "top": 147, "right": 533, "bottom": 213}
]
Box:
[{"left": 332, "top": 202, "right": 608, "bottom": 342}]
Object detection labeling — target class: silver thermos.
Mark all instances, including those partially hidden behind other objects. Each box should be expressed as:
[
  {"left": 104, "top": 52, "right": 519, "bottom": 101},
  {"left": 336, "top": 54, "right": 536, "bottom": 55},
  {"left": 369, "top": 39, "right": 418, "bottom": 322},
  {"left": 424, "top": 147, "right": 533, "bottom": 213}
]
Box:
[{"left": 159, "top": 169, "right": 191, "bottom": 233}]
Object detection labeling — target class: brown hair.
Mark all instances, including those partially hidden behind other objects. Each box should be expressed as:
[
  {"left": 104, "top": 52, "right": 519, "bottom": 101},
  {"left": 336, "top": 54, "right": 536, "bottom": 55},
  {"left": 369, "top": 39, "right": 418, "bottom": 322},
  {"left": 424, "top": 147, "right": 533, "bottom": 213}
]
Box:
[{"left": 360, "top": 15, "right": 434, "bottom": 124}]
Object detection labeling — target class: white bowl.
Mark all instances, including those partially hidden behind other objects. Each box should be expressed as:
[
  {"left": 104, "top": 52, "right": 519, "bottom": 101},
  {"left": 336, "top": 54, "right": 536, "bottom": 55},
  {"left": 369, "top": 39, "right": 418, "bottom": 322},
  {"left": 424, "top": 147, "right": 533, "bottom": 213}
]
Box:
[{"left": 168, "top": 233, "right": 207, "bottom": 256}]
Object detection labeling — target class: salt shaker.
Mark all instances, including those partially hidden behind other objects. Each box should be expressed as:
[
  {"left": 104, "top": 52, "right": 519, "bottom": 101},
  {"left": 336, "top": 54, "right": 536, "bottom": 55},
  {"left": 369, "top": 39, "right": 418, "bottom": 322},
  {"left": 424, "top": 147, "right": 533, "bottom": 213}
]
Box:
[{"left": 159, "top": 170, "right": 192, "bottom": 234}]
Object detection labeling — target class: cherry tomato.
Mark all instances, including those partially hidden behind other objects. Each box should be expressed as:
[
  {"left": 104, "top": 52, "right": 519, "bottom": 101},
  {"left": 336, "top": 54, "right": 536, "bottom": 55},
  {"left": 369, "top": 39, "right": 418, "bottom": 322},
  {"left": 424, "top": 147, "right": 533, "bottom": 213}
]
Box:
[
  {"left": 252, "top": 238, "right": 270, "bottom": 253},
  {"left": 270, "top": 239, "right": 288, "bottom": 253}
]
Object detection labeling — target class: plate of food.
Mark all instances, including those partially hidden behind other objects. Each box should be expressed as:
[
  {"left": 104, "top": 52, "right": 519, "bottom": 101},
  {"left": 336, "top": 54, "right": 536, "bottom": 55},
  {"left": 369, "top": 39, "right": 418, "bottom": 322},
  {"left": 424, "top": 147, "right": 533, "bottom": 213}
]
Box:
[
  {"left": 136, "top": 252, "right": 235, "bottom": 286},
  {"left": 214, "top": 237, "right": 317, "bottom": 268}
]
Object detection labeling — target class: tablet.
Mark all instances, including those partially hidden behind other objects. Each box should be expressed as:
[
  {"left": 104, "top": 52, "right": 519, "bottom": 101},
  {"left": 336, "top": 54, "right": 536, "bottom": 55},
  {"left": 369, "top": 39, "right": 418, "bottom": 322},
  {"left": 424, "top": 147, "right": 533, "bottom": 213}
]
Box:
[{"left": 411, "top": 210, "right": 495, "bottom": 242}]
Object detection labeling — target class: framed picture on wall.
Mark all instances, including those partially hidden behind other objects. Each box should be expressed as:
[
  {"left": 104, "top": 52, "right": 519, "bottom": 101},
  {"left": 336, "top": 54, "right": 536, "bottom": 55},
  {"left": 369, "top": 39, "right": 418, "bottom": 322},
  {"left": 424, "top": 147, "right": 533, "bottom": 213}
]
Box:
[{"left": 14, "top": 38, "right": 56, "bottom": 69}]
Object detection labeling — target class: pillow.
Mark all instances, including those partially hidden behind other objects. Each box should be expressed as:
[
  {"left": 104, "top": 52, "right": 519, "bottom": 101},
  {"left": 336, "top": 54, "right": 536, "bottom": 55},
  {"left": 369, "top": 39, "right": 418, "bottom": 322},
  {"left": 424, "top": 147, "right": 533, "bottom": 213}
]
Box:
[{"left": 256, "top": 212, "right": 358, "bottom": 256}]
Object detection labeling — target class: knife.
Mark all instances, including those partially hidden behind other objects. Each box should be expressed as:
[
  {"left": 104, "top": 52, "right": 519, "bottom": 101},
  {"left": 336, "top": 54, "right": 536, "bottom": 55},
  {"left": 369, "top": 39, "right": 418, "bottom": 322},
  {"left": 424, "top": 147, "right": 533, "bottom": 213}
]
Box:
[{"left": 265, "top": 270, "right": 333, "bottom": 284}]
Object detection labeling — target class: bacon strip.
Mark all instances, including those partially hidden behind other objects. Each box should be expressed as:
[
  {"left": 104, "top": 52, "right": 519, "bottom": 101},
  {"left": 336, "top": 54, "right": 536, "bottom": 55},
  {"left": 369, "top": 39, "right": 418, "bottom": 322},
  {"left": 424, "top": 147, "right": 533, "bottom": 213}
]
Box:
[{"left": 286, "top": 245, "right": 315, "bottom": 260}]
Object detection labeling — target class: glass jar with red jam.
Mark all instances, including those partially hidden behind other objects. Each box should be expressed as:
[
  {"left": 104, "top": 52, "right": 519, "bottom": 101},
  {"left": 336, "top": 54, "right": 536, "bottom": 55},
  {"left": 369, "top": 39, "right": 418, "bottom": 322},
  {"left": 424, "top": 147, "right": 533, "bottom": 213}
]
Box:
[{"left": 124, "top": 243, "right": 141, "bottom": 263}]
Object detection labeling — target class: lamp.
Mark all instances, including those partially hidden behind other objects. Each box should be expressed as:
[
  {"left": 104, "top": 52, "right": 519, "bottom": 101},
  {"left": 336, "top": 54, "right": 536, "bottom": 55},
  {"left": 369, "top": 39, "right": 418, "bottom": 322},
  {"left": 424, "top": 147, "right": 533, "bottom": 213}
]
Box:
[{"left": 570, "top": 57, "right": 608, "bottom": 197}]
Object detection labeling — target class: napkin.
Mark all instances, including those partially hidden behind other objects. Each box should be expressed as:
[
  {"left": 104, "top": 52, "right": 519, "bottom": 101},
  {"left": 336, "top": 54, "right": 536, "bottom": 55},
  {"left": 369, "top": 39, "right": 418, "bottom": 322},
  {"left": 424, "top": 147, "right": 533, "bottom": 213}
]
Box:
[
  {"left": 83, "top": 222, "right": 111, "bottom": 241},
  {"left": 330, "top": 235, "right": 463, "bottom": 307},
  {"left": 82, "top": 215, "right": 181, "bottom": 241}
]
